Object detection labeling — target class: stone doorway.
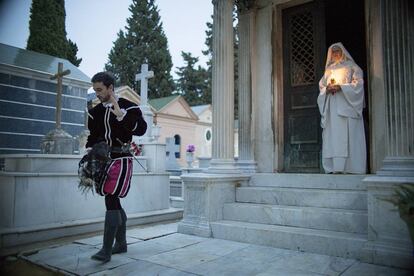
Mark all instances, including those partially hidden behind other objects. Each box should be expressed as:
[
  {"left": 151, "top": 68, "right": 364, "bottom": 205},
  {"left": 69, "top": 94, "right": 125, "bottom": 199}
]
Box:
[
  {"left": 280, "top": 0, "right": 368, "bottom": 173},
  {"left": 282, "top": 1, "right": 326, "bottom": 173}
]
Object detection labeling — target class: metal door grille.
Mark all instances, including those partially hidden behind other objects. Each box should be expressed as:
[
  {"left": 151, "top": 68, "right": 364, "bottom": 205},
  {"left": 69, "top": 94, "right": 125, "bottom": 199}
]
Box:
[{"left": 290, "top": 12, "right": 315, "bottom": 86}]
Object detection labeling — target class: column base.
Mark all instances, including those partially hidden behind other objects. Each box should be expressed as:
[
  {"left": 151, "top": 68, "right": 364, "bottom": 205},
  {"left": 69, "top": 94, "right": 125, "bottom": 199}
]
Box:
[
  {"left": 377, "top": 156, "right": 414, "bottom": 177},
  {"left": 363, "top": 174, "right": 414, "bottom": 269},
  {"left": 237, "top": 159, "right": 257, "bottom": 173},
  {"left": 360, "top": 241, "right": 413, "bottom": 270},
  {"left": 178, "top": 218, "right": 212, "bottom": 238},
  {"left": 207, "top": 159, "right": 239, "bottom": 174},
  {"left": 177, "top": 173, "right": 250, "bottom": 237}
]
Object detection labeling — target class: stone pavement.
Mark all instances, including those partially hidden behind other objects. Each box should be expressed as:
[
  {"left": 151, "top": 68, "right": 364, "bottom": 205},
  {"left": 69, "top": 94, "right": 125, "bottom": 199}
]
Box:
[{"left": 20, "top": 222, "right": 412, "bottom": 276}]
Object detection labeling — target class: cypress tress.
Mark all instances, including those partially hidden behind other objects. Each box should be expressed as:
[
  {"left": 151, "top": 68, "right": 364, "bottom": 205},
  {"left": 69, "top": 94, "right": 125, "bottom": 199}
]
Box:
[
  {"left": 175, "top": 51, "right": 210, "bottom": 106},
  {"left": 105, "top": 0, "right": 175, "bottom": 99},
  {"left": 27, "top": 0, "right": 82, "bottom": 66}
]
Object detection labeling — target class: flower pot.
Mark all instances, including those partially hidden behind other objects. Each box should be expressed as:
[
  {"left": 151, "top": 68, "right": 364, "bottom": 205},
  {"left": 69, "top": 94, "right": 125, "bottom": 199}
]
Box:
[{"left": 186, "top": 152, "right": 194, "bottom": 168}]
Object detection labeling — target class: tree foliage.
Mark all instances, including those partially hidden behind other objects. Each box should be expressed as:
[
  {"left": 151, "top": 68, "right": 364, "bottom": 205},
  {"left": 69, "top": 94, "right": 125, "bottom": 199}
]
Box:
[
  {"left": 27, "top": 0, "right": 82, "bottom": 66},
  {"left": 175, "top": 52, "right": 210, "bottom": 106},
  {"left": 105, "top": 0, "right": 175, "bottom": 99}
]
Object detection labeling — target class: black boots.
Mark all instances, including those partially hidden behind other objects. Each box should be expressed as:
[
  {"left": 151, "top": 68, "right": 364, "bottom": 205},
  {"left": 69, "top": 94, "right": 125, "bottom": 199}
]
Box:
[
  {"left": 112, "top": 208, "right": 127, "bottom": 254},
  {"left": 91, "top": 210, "right": 122, "bottom": 263}
]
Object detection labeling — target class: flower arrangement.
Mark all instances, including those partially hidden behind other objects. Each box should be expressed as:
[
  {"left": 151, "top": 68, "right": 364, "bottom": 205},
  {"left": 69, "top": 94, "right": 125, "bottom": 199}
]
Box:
[
  {"left": 118, "top": 139, "right": 143, "bottom": 156},
  {"left": 129, "top": 141, "right": 143, "bottom": 156},
  {"left": 186, "top": 144, "right": 195, "bottom": 153}
]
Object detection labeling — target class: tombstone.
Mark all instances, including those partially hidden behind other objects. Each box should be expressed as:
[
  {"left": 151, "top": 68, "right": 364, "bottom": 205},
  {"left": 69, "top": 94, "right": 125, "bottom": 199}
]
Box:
[
  {"left": 165, "top": 137, "right": 181, "bottom": 175},
  {"left": 40, "top": 62, "right": 74, "bottom": 154},
  {"left": 135, "top": 64, "right": 155, "bottom": 142},
  {"left": 77, "top": 108, "right": 90, "bottom": 155}
]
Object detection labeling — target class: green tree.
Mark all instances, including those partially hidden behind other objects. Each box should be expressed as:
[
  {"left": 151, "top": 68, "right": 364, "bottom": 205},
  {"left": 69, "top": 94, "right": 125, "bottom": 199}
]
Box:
[
  {"left": 27, "top": 0, "right": 82, "bottom": 66},
  {"left": 175, "top": 52, "right": 209, "bottom": 106},
  {"left": 105, "top": 0, "right": 175, "bottom": 99},
  {"left": 67, "top": 39, "right": 82, "bottom": 67},
  {"left": 201, "top": 18, "right": 213, "bottom": 105}
]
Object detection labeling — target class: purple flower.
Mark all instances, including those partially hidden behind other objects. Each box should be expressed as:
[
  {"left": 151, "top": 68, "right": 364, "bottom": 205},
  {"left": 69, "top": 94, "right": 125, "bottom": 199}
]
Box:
[{"left": 186, "top": 144, "right": 195, "bottom": 152}]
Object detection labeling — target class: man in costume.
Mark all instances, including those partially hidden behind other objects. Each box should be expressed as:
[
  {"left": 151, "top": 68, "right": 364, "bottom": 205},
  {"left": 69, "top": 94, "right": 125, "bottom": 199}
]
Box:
[
  {"left": 318, "top": 43, "right": 366, "bottom": 174},
  {"left": 87, "top": 72, "right": 147, "bottom": 262}
]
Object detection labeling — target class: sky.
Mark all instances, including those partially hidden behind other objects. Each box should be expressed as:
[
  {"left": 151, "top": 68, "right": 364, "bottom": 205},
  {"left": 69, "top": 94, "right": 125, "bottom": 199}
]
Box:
[{"left": 0, "top": 0, "right": 213, "bottom": 79}]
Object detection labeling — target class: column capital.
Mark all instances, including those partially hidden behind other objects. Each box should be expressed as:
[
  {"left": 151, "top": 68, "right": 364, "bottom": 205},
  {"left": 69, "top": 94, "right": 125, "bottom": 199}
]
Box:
[{"left": 236, "top": 0, "right": 257, "bottom": 13}]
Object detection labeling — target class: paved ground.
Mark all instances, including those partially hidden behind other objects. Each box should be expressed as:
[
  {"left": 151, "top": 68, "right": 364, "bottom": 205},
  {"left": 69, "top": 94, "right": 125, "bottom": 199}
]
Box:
[{"left": 8, "top": 222, "right": 414, "bottom": 276}]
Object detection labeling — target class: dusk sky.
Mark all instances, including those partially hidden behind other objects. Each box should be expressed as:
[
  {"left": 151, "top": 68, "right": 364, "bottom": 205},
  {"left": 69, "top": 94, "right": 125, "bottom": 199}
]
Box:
[{"left": 0, "top": 0, "right": 213, "bottom": 78}]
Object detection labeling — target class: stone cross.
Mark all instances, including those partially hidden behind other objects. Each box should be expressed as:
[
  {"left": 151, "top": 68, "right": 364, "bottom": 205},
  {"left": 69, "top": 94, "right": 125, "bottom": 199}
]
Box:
[
  {"left": 50, "top": 62, "right": 70, "bottom": 129},
  {"left": 165, "top": 137, "right": 181, "bottom": 170},
  {"left": 135, "top": 64, "right": 154, "bottom": 106},
  {"left": 166, "top": 137, "right": 180, "bottom": 158}
]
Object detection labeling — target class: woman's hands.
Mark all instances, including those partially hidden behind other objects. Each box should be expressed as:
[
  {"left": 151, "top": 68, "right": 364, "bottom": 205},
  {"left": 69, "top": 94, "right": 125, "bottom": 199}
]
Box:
[{"left": 326, "top": 84, "right": 341, "bottom": 95}]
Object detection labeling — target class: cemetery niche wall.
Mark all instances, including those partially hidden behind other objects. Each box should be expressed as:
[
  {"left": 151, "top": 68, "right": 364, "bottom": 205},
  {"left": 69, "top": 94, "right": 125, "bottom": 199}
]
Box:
[
  {"left": 0, "top": 43, "right": 90, "bottom": 154},
  {"left": 0, "top": 56, "right": 181, "bottom": 250}
]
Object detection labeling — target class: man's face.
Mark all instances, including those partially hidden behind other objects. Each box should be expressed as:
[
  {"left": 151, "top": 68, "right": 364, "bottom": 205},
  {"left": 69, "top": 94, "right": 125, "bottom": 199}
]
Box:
[
  {"left": 331, "top": 47, "right": 343, "bottom": 63},
  {"left": 93, "top": 82, "right": 112, "bottom": 103}
]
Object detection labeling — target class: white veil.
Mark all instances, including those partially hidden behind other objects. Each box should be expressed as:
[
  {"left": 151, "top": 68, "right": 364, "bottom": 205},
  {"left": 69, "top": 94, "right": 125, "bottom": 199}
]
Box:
[{"left": 325, "top": 42, "right": 356, "bottom": 68}]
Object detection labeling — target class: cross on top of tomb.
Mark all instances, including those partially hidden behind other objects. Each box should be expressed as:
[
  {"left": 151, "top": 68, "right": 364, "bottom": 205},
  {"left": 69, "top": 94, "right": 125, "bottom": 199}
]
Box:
[
  {"left": 50, "top": 62, "right": 71, "bottom": 129},
  {"left": 135, "top": 64, "right": 154, "bottom": 106}
]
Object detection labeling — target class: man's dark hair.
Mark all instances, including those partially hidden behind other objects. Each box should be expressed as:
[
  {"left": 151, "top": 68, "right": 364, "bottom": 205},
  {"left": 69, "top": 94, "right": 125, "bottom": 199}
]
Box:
[{"left": 91, "top": 72, "right": 115, "bottom": 88}]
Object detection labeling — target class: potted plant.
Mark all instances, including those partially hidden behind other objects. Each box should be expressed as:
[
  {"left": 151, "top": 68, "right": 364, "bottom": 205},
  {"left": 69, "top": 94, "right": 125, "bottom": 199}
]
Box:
[
  {"left": 185, "top": 144, "right": 195, "bottom": 168},
  {"left": 386, "top": 184, "right": 414, "bottom": 247}
]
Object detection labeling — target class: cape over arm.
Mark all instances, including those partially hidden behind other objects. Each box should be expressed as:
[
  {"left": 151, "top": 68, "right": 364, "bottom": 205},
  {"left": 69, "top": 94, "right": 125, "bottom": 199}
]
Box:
[
  {"left": 317, "top": 72, "right": 328, "bottom": 116},
  {"left": 338, "top": 64, "right": 365, "bottom": 116}
]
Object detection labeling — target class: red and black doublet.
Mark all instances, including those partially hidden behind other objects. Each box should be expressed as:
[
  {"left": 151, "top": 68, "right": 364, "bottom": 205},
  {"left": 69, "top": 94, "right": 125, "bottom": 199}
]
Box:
[{"left": 86, "top": 98, "right": 147, "bottom": 197}]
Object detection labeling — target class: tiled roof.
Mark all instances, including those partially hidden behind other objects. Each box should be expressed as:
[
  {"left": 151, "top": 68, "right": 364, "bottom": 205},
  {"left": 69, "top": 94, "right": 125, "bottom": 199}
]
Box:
[
  {"left": 0, "top": 43, "right": 90, "bottom": 83},
  {"left": 191, "top": 104, "right": 210, "bottom": 115},
  {"left": 148, "top": 95, "right": 180, "bottom": 111}
]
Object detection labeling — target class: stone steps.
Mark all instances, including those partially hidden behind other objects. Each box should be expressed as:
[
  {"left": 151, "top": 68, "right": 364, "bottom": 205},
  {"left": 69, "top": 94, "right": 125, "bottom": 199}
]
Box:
[
  {"left": 223, "top": 202, "right": 367, "bottom": 234},
  {"left": 211, "top": 220, "right": 367, "bottom": 259},
  {"left": 236, "top": 186, "right": 367, "bottom": 210},
  {"left": 249, "top": 173, "right": 367, "bottom": 190}
]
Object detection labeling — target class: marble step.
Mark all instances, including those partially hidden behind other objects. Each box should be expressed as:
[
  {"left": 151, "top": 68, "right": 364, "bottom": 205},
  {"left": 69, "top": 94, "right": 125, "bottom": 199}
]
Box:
[
  {"left": 223, "top": 203, "right": 368, "bottom": 234},
  {"left": 236, "top": 187, "right": 367, "bottom": 210},
  {"left": 249, "top": 173, "right": 367, "bottom": 190},
  {"left": 211, "top": 220, "right": 367, "bottom": 259},
  {"left": 0, "top": 154, "right": 147, "bottom": 173},
  {"left": 0, "top": 208, "right": 183, "bottom": 249}
]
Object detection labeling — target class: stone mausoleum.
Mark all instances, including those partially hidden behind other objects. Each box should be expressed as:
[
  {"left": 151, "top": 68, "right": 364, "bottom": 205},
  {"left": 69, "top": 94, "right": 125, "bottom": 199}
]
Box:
[
  {"left": 178, "top": 0, "right": 414, "bottom": 270},
  {"left": 0, "top": 43, "right": 90, "bottom": 154}
]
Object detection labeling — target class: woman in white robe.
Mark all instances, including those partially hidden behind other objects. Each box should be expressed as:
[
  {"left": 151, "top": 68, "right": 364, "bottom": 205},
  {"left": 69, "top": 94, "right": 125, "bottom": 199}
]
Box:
[{"left": 318, "top": 42, "right": 366, "bottom": 174}]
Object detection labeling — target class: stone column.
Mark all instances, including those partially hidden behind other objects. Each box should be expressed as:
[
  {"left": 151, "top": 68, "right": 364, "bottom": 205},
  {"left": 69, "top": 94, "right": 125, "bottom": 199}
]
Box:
[
  {"left": 362, "top": 0, "right": 414, "bottom": 269},
  {"left": 208, "top": 0, "right": 238, "bottom": 173},
  {"left": 237, "top": 9, "right": 257, "bottom": 173},
  {"left": 177, "top": 0, "right": 252, "bottom": 238},
  {"left": 251, "top": 6, "right": 274, "bottom": 172},
  {"left": 378, "top": 0, "right": 414, "bottom": 176}
]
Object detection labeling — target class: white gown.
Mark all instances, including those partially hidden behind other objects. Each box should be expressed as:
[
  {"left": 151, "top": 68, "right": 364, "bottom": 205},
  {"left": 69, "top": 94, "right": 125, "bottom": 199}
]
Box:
[{"left": 317, "top": 47, "right": 366, "bottom": 174}]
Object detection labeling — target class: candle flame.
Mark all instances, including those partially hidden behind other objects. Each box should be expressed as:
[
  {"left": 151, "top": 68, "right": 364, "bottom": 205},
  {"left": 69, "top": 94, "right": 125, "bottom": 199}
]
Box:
[{"left": 328, "top": 69, "right": 346, "bottom": 85}]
